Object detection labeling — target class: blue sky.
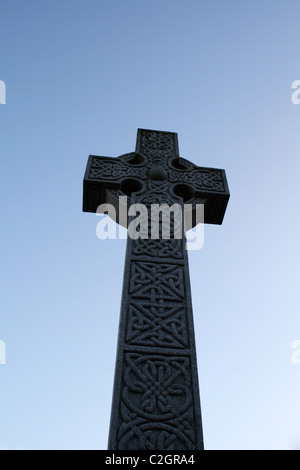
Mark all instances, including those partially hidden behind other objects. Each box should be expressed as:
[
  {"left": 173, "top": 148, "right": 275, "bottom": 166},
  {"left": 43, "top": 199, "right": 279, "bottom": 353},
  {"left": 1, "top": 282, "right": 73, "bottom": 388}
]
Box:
[{"left": 1, "top": 0, "right": 300, "bottom": 450}]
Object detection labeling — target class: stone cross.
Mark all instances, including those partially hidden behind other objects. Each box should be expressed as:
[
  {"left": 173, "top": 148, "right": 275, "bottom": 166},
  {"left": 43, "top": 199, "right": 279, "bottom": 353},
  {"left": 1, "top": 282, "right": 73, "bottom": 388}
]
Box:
[{"left": 83, "top": 129, "right": 230, "bottom": 450}]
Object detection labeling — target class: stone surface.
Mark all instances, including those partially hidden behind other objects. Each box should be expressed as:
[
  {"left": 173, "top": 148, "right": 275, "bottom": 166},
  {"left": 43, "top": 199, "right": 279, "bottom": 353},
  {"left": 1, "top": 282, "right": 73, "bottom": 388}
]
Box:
[
  {"left": 82, "top": 129, "right": 230, "bottom": 450},
  {"left": 83, "top": 129, "right": 229, "bottom": 225}
]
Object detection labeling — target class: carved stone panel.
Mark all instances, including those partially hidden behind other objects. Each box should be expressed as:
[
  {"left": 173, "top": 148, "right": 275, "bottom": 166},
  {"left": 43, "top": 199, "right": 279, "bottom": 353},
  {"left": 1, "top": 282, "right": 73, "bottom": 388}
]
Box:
[{"left": 117, "top": 352, "right": 197, "bottom": 450}]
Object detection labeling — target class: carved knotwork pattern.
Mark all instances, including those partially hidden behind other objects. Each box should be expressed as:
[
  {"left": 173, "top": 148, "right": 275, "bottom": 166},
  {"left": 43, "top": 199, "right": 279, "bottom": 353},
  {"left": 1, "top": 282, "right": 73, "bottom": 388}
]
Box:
[
  {"left": 168, "top": 157, "right": 195, "bottom": 171},
  {"left": 169, "top": 168, "right": 226, "bottom": 192},
  {"left": 117, "top": 353, "right": 195, "bottom": 450},
  {"left": 147, "top": 181, "right": 169, "bottom": 191},
  {"left": 132, "top": 238, "right": 183, "bottom": 259},
  {"left": 88, "top": 156, "right": 147, "bottom": 180},
  {"left": 106, "top": 188, "right": 124, "bottom": 199},
  {"left": 139, "top": 130, "right": 176, "bottom": 166},
  {"left": 130, "top": 261, "right": 184, "bottom": 302},
  {"left": 117, "top": 129, "right": 197, "bottom": 447},
  {"left": 126, "top": 300, "right": 188, "bottom": 348},
  {"left": 117, "top": 242, "right": 199, "bottom": 449},
  {"left": 119, "top": 153, "right": 145, "bottom": 166},
  {"left": 137, "top": 192, "right": 175, "bottom": 206}
]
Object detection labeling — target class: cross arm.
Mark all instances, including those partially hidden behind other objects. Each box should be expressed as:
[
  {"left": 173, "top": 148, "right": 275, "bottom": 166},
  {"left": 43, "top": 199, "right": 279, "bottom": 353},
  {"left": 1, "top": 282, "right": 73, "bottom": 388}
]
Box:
[
  {"left": 168, "top": 157, "right": 230, "bottom": 225},
  {"left": 83, "top": 153, "right": 147, "bottom": 213}
]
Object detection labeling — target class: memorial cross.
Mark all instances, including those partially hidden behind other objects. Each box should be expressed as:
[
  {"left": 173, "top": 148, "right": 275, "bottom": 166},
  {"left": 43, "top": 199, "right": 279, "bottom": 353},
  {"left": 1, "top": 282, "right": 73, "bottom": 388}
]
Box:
[{"left": 83, "top": 129, "right": 229, "bottom": 450}]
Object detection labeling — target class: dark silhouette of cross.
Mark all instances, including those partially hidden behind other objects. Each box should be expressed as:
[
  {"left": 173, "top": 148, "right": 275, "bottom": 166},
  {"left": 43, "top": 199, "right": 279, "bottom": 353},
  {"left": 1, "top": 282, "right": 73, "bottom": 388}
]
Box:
[{"left": 83, "top": 128, "right": 229, "bottom": 450}]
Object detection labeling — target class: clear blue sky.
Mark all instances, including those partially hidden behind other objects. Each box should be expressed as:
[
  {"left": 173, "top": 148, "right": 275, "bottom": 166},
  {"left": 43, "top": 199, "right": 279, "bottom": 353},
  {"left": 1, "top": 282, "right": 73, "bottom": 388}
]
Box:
[{"left": 1, "top": 0, "right": 300, "bottom": 450}]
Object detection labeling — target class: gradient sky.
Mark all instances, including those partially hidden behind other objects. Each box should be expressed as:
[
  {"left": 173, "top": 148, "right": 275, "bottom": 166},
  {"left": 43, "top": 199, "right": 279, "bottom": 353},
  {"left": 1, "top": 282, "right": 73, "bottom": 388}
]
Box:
[{"left": 1, "top": 0, "right": 300, "bottom": 450}]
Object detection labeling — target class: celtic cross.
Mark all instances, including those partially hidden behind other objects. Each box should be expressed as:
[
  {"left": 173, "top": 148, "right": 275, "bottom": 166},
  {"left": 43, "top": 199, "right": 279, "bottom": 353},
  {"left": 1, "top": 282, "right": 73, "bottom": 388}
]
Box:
[{"left": 83, "top": 129, "right": 230, "bottom": 450}]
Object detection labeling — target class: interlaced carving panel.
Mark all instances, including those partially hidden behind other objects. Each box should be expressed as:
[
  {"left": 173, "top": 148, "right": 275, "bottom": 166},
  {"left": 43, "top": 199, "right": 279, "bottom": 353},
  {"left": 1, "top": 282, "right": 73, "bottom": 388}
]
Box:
[
  {"left": 139, "top": 130, "right": 176, "bottom": 166},
  {"left": 117, "top": 353, "right": 196, "bottom": 450},
  {"left": 169, "top": 168, "right": 226, "bottom": 192},
  {"left": 129, "top": 261, "right": 185, "bottom": 302},
  {"left": 132, "top": 238, "right": 183, "bottom": 259},
  {"left": 88, "top": 156, "right": 147, "bottom": 180},
  {"left": 126, "top": 300, "right": 188, "bottom": 348}
]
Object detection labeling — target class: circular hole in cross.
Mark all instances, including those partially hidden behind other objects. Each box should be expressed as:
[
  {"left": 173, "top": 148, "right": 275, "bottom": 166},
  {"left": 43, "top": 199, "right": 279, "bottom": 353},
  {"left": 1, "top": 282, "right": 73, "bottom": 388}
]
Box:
[
  {"left": 126, "top": 155, "right": 144, "bottom": 166},
  {"left": 120, "top": 178, "right": 143, "bottom": 196},
  {"left": 173, "top": 183, "right": 194, "bottom": 202},
  {"left": 171, "top": 158, "right": 189, "bottom": 170}
]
